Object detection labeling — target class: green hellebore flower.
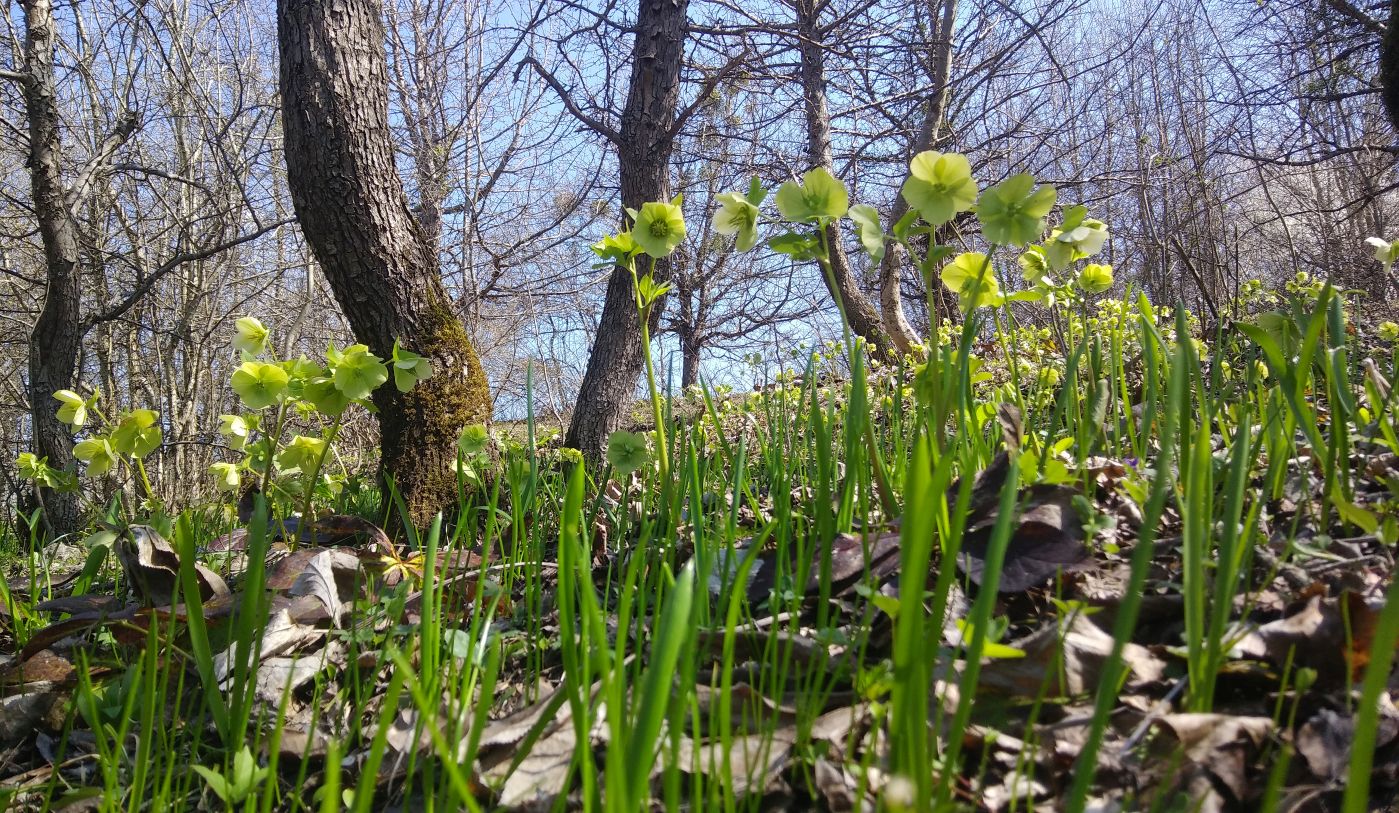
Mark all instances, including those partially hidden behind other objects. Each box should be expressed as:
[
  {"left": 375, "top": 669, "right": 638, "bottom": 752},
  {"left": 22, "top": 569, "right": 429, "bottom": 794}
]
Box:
[
  {"left": 847, "top": 204, "right": 885, "bottom": 262},
  {"left": 976, "top": 173, "right": 1056, "bottom": 247},
  {"left": 111, "top": 409, "right": 162, "bottom": 458},
  {"left": 73, "top": 437, "right": 117, "bottom": 476},
  {"left": 458, "top": 424, "right": 489, "bottom": 456},
  {"left": 900, "top": 151, "right": 978, "bottom": 226},
  {"left": 53, "top": 390, "right": 88, "bottom": 428},
  {"left": 606, "top": 430, "right": 650, "bottom": 474},
  {"left": 1045, "top": 209, "right": 1109, "bottom": 270},
  {"left": 712, "top": 192, "right": 760, "bottom": 252},
  {"left": 775, "top": 167, "right": 848, "bottom": 223},
  {"left": 331, "top": 345, "right": 388, "bottom": 401},
  {"left": 1367, "top": 237, "right": 1399, "bottom": 272},
  {"left": 232, "top": 361, "right": 290, "bottom": 410},
  {"left": 218, "top": 414, "right": 251, "bottom": 450},
  {"left": 1381, "top": 321, "right": 1399, "bottom": 342},
  {"left": 233, "top": 316, "right": 270, "bottom": 356},
  {"left": 1077, "top": 263, "right": 1114, "bottom": 294},
  {"left": 940, "top": 252, "right": 1003, "bottom": 311},
  {"left": 391, "top": 340, "right": 433, "bottom": 393},
  {"left": 303, "top": 376, "right": 351, "bottom": 416},
  {"left": 629, "top": 199, "right": 687, "bottom": 258},
  {"left": 1017, "top": 246, "right": 1053, "bottom": 286},
  {"left": 210, "top": 461, "right": 241, "bottom": 493},
  {"left": 277, "top": 435, "right": 326, "bottom": 473}
]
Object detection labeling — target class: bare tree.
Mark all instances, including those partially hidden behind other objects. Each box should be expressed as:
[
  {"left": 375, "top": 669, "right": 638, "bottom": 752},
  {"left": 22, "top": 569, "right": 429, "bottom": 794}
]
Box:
[
  {"left": 524, "top": 0, "right": 693, "bottom": 461},
  {"left": 789, "top": 0, "right": 891, "bottom": 353}
]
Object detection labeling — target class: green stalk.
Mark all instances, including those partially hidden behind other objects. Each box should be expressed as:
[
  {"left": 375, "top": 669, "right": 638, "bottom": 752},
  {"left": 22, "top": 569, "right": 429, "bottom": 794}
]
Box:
[{"left": 298, "top": 413, "right": 344, "bottom": 542}]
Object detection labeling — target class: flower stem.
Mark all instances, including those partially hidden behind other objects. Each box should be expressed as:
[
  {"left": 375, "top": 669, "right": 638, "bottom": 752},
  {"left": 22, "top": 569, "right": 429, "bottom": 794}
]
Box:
[
  {"left": 299, "top": 413, "right": 344, "bottom": 543},
  {"left": 632, "top": 258, "right": 671, "bottom": 485}
]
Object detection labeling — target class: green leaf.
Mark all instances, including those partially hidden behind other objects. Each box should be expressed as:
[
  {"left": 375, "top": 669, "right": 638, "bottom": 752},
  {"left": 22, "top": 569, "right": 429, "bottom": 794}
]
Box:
[
  {"left": 1331, "top": 493, "right": 1380, "bottom": 534},
  {"left": 391, "top": 340, "right": 433, "bottom": 393},
  {"left": 591, "top": 232, "right": 640, "bottom": 265},
  {"left": 891, "top": 208, "right": 921, "bottom": 240},
  {"left": 626, "top": 560, "right": 697, "bottom": 807},
  {"left": 192, "top": 765, "right": 232, "bottom": 804},
  {"left": 636, "top": 273, "right": 672, "bottom": 308},
  {"left": 767, "top": 232, "right": 822, "bottom": 262}
]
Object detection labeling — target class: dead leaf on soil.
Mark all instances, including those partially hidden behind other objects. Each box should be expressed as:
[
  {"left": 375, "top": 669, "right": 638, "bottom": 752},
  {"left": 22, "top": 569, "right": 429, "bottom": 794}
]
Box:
[
  {"left": 958, "top": 482, "right": 1092, "bottom": 593},
  {"left": 979, "top": 613, "right": 1168, "bottom": 697}
]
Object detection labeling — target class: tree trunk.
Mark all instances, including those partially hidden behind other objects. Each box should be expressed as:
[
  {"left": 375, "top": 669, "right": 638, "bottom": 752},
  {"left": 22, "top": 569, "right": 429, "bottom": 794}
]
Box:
[
  {"left": 277, "top": 0, "right": 490, "bottom": 529},
  {"left": 564, "top": 0, "right": 689, "bottom": 462},
  {"left": 21, "top": 0, "right": 84, "bottom": 538},
  {"left": 1382, "top": 0, "right": 1399, "bottom": 135},
  {"left": 878, "top": 0, "right": 959, "bottom": 350},
  {"left": 671, "top": 273, "right": 705, "bottom": 389},
  {"left": 793, "top": 0, "right": 891, "bottom": 355}
]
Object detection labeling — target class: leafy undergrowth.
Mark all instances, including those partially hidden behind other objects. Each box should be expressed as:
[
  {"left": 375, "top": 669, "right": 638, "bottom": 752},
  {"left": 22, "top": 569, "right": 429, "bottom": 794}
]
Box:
[{"left": 5, "top": 286, "right": 1399, "bottom": 812}]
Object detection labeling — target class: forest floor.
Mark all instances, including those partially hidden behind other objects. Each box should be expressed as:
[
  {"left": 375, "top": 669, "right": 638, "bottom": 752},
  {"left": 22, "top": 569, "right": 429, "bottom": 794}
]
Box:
[{"left": 3, "top": 289, "right": 1399, "bottom": 812}]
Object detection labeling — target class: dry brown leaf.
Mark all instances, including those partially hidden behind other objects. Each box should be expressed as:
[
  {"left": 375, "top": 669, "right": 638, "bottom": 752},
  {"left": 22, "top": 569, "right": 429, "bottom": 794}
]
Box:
[
  {"left": 1153, "top": 713, "right": 1273, "bottom": 802},
  {"left": 958, "top": 483, "right": 1092, "bottom": 593},
  {"left": 115, "top": 525, "right": 229, "bottom": 605},
  {"left": 288, "top": 549, "right": 362, "bottom": 627},
  {"left": 213, "top": 608, "right": 323, "bottom": 685},
  {"left": 979, "top": 613, "right": 1167, "bottom": 697},
  {"left": 1234, "top": 590, "right": 1381, "bottom": 683},
  {"left": 673, "top": 731, "right": 795, "bottom": 797}
]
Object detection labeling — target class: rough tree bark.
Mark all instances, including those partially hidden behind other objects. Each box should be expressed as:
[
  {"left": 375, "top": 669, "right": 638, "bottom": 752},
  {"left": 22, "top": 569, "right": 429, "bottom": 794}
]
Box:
[
  {"left": 563, "top": 0, "right": 689, "bottom": 462},
  {"left": 792, "top": 0, "right": 891, "bottom": 355},
  {"left": 278, "top": 0, "right": 490, "bottom": 528},
  {"left": 17, "top": 0, "right": 134, "bottom": 537},
  {"left": 1382, "top": 0, "right": 1399, "bottom": 135},
  {"left": 877, "top": 0, "right": 959, "bottom": 350}
]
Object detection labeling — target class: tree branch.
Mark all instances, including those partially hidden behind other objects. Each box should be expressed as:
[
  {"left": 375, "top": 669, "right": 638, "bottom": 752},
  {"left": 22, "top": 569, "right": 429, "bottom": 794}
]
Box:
[
  {"left": 514, "top": 56, "right": 621, "bottom": 144},
  {"left": 1319, "top": 0, "right": 1386, "bottom": 35},
  {"left": 668, "top": 48, "right": 754, "bottom": 140},
  {"left": 83, "top": 217, "right": 295, "bottom": 329},
  {"left": 67, "top": 108, "right": 141, "bottom": 215}
]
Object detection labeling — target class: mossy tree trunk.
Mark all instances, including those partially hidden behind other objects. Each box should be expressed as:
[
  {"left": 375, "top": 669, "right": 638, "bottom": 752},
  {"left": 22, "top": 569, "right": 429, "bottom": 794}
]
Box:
[{"left": 277, "top": 0, "right": 490, "bottom": 529}]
